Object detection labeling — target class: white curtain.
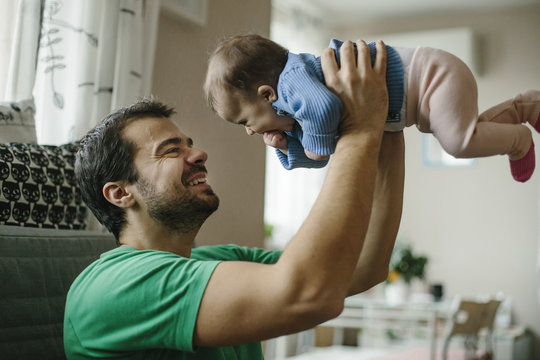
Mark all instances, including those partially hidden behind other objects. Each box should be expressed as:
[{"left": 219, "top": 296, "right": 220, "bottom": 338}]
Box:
[
  {"left": 33, "top": 0, "right": 160, "bottom": 145},
  {"left": 0, "top": 0, "right": 42, "bottom": 102}
]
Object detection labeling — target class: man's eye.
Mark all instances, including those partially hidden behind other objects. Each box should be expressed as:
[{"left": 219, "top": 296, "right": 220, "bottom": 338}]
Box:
[{"left": 165, "top": 148, "right": 180, "bottom": 154}]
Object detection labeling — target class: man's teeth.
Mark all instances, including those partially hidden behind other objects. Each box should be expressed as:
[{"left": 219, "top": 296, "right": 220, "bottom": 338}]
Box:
[{"left": 188, "top": 178, "right": 207, "bottom": 186}]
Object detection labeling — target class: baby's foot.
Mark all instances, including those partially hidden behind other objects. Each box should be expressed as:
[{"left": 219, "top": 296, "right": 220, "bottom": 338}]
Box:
[{"left": 510, "top": 142, "right": 535, "bottom": 182}]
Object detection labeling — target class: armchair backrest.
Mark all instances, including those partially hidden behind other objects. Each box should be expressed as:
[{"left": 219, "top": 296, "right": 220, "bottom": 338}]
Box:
[{"left": 0, "top": 225, "right": 116, "bottom": 359}]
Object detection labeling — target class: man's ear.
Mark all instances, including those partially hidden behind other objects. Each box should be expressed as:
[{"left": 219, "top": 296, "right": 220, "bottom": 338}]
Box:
[
  {"left": 103, "top": 181, "right": 135, "bottom": 208},
  {"left": 257, "top": 84, "right": 277, "bottom": 102}
]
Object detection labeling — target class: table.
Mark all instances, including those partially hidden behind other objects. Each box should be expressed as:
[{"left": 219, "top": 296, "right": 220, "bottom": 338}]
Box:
[
  {"left": 267, "top": 295, "right": 453, "bottom": 360},
  {"left": 322, "top": 295, "right": 452, "bottom": 360}
]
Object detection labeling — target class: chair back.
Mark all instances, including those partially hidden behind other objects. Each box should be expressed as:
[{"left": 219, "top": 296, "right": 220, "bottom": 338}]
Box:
[
  {"left": 442, "top": 296, "right": 502, "bottom": 360},
  {"left": 449, "top": 298, "right": 501, "bottom": 336}
]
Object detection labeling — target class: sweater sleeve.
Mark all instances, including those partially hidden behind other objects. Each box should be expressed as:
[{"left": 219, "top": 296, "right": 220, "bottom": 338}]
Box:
[
  {"left": 276, "top": 133, "right": 329, "bottom": 170},
  {"left": 280, "top": 66, "right": 342, "bottom": 156}
]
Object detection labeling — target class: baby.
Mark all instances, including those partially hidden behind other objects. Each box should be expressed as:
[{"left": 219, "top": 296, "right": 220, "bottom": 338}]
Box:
[{"left": 204, "top": 34, "right": 540, "bottom": 182}]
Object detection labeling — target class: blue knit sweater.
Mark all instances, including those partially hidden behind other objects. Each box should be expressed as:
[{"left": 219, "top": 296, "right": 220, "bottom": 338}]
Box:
[{"left": 272, "top": 39, "right": 404, "bottom": 170}]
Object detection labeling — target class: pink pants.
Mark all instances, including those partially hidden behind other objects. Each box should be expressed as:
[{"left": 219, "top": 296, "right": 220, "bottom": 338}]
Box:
[{"left": 406, "top": 47, "right": 540, "bottom": 159}]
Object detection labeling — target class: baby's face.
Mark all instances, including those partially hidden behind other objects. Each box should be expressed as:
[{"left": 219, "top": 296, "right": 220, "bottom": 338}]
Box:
[{"left": 218, "top": 93, "right": 295, "bottom": 137}]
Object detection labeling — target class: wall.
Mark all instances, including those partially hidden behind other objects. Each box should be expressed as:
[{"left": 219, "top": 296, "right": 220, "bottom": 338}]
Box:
[
  {"left": 336, "top": 4, "right": 540, "bottom": 357},
  {"left": 152, "top": 0, "right": 272, "bottom": 247}
]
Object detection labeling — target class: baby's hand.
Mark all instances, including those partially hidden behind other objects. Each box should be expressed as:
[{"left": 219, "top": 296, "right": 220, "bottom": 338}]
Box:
[
  {"left": 263, "top": 131, "right": 288, "bottom": 150},
  {"left": 304, "top": 149, "right": 330, "bottom": 161}
]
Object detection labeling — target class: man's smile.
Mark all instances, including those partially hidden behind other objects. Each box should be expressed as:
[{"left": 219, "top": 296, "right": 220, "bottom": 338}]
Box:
[{"left": 187, "top": 176, "right": 208, "bottom": 186}]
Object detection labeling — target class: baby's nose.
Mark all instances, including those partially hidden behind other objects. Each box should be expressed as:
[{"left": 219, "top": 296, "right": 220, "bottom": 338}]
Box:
[{"left": 245, "top": 127, "right": 256, "bottom": 136}]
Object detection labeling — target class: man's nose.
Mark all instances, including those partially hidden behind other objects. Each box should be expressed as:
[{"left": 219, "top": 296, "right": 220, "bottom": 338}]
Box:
[
  {"left": 186, "top": 147, "right": 208, "bottom": 165},
  {"left": 245, "top": 127, "right": 255, "bottom": 136}
]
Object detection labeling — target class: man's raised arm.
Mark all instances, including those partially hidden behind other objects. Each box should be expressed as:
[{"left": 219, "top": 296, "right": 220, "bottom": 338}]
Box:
[{"left": 194, "top": 40, "right": 389, "bottom": 347}]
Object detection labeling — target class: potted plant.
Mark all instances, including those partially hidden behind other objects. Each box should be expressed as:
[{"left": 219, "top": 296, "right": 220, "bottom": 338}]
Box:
[{"left": 385, "top": 243, "right": 428, "bottom": 304}]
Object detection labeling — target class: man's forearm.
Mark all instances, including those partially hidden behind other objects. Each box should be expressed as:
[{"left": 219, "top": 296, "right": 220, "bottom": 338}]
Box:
[
  {"left": 348, "top": 131, "right": 405, "bottom": 295},
  {"left": 278, "top": 130, "right": 384, "bottom": 310}
]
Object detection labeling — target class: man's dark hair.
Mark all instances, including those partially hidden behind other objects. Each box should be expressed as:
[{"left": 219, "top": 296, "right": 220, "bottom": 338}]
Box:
[
  {"left": 75, "top": 97, "right": 175, "bottom": 242},
  {"left": 204, "top": 34, "right": 289, "bottom": 111}
]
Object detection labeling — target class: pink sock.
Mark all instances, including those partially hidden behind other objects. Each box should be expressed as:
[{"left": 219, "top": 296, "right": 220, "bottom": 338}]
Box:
[{"left": 510, "top": 142, "right": 535, "bottom": 182}]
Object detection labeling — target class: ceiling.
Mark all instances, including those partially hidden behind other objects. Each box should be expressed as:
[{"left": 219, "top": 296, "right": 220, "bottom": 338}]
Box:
[{"left": 273, "top": 0, "right": 540, "bottom": 25}]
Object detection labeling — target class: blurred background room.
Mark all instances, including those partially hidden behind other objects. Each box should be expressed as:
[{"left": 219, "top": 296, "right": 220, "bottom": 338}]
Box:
[{"left": 1, "top": 0, "right": 538, "bottom": 359}]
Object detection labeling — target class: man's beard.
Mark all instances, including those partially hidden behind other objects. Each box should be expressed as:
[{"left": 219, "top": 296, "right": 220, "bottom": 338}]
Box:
[{"left": 136, "top": 175, "right": 219, "bottom": 233}]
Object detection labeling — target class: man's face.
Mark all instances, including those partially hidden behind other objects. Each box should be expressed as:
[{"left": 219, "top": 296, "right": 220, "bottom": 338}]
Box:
[{"left": 123, "top": 116, "right": 219, "bottom": 232}]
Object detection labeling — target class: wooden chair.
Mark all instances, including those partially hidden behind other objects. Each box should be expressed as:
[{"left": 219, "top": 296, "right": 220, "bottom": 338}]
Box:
[{"left": 442, "top": 297, "right": 501, "bottom": 360}]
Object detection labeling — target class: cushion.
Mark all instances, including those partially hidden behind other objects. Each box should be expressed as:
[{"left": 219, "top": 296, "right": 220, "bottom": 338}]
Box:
[
  {"left": 0, "top": 98, "right": 37, "bottom": 143},
  {"left": 0, "top": 142, "right": 89, "bottom": 229},
  {"left": 0, "top": 225, "right": 116, "bottom": 359}
]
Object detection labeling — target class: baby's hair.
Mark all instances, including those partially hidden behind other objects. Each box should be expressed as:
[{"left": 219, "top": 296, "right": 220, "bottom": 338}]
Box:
[{"left": 204, "top": 34, "right": 289, "bottom": 111}]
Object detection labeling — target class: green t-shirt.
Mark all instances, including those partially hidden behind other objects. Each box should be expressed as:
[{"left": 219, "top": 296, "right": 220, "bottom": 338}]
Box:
[{"left": 64, "top": 244, "right": 281, "bottom": 359}]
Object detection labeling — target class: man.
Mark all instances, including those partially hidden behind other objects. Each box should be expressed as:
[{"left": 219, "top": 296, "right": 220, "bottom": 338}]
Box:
[{"left": 64, "top": 40, "right": 405, "bottom": 359}]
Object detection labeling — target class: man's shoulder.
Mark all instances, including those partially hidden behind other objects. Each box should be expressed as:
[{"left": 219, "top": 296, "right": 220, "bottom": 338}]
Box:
[
  {"left": 64, "top": 246, "right": 222, "bottom": 358},
  {"left": 68, "top": 247, "right": 209, "bottom": 295}
]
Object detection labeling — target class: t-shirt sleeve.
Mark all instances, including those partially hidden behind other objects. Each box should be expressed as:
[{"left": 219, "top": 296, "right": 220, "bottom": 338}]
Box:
[
  {"left": 65, "top": 250, "right": 221, "bottom": 355},
  {"left": 65, "top": 246, "right": 283, "bottom": 357},
  {"left": 192, "top": 244, "right": 282, "bottom": 264},
  {"left": 280, "top": 66, "right": 342, "bottom": 156}
]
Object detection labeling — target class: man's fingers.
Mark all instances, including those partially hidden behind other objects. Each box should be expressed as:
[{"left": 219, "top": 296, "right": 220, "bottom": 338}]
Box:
[
  {"left": 339, "top": 40, "right": 355, "bottom": 73},
  {"left": 320, "top": 38, "right": 389, "bottom": 138},
  {"left": 355, "top": 40, "right": 370, "bottom": 75},
  {"left": 321, "top": 47, "right": 339, "bottom": 87},
  {"left": 373, "top": 40, "right": 387, "bottom": 75}
]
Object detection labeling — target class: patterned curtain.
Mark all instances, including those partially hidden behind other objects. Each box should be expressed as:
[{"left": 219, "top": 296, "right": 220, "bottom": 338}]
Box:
[
  {"left": 0, "top": 0, "right": 42, "bottom": 103},
  {"left": 0, "top": 0, "right": 43, "bottom": 144},
  {"left": 33, "top": 0, "right": 160, "bottom": 145}
]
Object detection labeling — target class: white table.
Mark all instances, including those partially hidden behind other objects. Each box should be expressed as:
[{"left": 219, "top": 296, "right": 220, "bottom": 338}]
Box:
[
  {"left": 267, "top": 295, "right": 452, "bottom": 360},
  {"left": 322, "top": 296, "right": 452, "bottom": 360}
]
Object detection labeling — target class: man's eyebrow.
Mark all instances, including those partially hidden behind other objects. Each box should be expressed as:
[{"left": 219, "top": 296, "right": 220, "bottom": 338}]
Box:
[
  {"left": 155, "top": 137, "right": 181, "bottom": 153},
  {"left": 155, "top": 137, "right": 194, "bottom": 154}
]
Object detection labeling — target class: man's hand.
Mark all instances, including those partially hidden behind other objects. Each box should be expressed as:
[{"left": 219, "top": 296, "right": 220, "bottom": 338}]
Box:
[
  {"left": 262, "top": 131, "right": 288, "bottom": 151},
  {"left": 321, "top": 40, "right": 388, "bottom": 137}
]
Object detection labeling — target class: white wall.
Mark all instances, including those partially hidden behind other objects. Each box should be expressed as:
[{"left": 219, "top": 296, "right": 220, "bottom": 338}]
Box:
[{"left": 153, "top": 0, "right": 272, "bottom": 248}]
